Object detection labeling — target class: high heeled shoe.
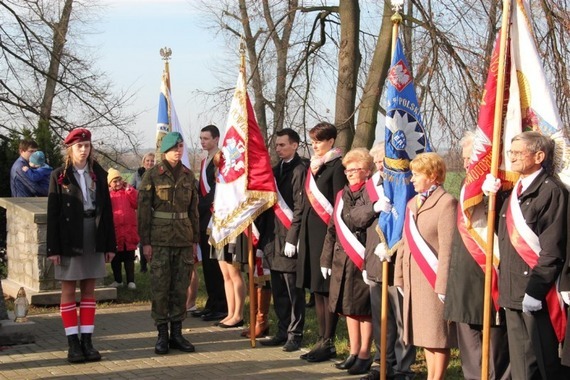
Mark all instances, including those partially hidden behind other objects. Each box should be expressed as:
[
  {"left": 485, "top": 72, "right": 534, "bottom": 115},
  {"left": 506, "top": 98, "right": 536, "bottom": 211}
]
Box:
[
  {"left": 334, "top": 354, "right": 357, "bottom": 370},
  {"left": 218, "top": 319, "right": 244, "bottom": 328}
]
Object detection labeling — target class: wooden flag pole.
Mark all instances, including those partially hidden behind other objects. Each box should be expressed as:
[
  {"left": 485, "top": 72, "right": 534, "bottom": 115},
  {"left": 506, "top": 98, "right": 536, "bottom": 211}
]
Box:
[
  {"left": 247, "top": 223, "right": 256, "bottom": 348},
  {"left": 481, "top": 0, "right": 511, "bottom": 378},
  {"left": 379, "top": 7, "right": 402, "bottom": 380}
]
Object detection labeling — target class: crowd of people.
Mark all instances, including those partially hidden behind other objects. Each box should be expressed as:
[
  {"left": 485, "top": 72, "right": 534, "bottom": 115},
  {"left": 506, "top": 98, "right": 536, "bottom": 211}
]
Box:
[{"left": 9, "top": 125, "right": 570, "bottom": 380}]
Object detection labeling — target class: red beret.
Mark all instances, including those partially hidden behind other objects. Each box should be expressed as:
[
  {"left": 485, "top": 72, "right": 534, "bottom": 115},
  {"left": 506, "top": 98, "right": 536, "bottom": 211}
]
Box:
[{"left": 64, "top": 128, "right": 91, "bottom": 146}]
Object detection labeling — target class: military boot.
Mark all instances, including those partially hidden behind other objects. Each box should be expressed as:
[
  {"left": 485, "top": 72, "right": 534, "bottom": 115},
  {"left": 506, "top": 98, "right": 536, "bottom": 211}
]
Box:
[
  {"left": 169, "top": 321, "right": 195, "bottom": 352},
  {"left": 67, "top": 334, "right": 85, "bottom": 363},
  {"left": 80, "top": 333, "right": 101, "bottom": 361},
  {"left": 155, "top": 323, "right": 169, "bottom": 355}
]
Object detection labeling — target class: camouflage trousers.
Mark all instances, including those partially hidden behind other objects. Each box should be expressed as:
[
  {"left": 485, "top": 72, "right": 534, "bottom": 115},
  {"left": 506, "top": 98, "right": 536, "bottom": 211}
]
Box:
[{"left": 150, "top": 246, "right": 193, "bottom": 325}]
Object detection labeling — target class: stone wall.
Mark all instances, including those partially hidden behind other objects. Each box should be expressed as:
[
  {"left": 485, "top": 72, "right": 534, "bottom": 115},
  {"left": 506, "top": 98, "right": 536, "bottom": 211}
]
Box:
[{"left": 0, "top": 197, "right": 115, "bottom": 304}]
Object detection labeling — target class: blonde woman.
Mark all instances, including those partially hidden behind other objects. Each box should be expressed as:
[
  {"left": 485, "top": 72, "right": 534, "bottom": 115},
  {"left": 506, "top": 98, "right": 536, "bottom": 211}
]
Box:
[
  {"left": 320, "top": 148, "right": 379, "bottom": 375},
  {"left": 394, "top": 152, "right": 457, "bottom": 380}
]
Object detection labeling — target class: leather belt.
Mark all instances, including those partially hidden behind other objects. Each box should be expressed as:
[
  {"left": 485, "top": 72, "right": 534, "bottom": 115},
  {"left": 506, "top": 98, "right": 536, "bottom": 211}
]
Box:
[
  {"left": 84, "top": 210, "right": 96, "bottom": 218},
  {"left": 153, "top": 211, "right": 188, "bottom": 220}
]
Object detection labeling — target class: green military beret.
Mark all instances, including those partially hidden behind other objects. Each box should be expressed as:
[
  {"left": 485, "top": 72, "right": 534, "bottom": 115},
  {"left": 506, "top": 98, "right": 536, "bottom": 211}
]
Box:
[{"left": 160, "top": 132, "right": 184, "bottom": 153}]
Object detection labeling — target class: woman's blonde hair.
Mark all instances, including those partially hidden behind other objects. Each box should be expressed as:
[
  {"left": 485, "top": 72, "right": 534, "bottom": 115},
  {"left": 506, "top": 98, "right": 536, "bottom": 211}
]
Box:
[
  {"left": 342, "top": 148, "right": 374, "bottom": 171},
  {"left": 410, "top": 152, "right": 446, "bottom": 184},
  {"left": 141, "top": 152, "right": 155, "bottom": 166}
]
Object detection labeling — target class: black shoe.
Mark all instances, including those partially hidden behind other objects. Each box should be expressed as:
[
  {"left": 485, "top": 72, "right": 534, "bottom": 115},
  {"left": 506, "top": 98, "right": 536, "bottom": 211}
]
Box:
[
  {"left": 218, "top": 319, "right": 244, "bottom": 328},
  {"left": 282, "top": 340, "right": 301, "bottom": 352},
  {"left": 80, "top": 333, "right": 101, "bottom": 362},
  {"left": 306, "top": 338, "right": 336, "bottom": 362},
  {"left": 169, "top": 321, "right": 195, "bottom": 352},
  {"left": 334, "top": 354, "right": 357, "bottom": 370},
  {"left": 67, "top": 334, "right": 85, "bottom": 363},
  {"left": 260, "top": 335, "right": 287, "bottom": 347},
  {"left": 300, "top": 337, "right": 323, "bottom": 360},
  {"left": 201, "top": 311, "right": 227, "bottom": 322},
  {"left": 306, "top": 293, "right": 315, "bottom": 308},
  {"left": 348, "top": 357, "right": 373, "bottom": 375},
  {"left": 191, "top": 308, "right": 210, "bottom": 318},
  {"left": 155, "top": 323, "right": 169, "bottom": 355},
  {"left": 360, "top": 369, "right": 380, "bottom": 380}
]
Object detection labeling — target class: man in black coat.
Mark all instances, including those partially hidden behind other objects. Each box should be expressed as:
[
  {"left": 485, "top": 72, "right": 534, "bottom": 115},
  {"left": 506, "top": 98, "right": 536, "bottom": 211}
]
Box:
[
  {"left": 260, "top": 128, "right": 307, "bottom": 352},
  {"left": 191, "top": 125, "right": 228, "bottom": 321},
  {"left": 484, "top": 131, "right": 570, "bottom": 379}
]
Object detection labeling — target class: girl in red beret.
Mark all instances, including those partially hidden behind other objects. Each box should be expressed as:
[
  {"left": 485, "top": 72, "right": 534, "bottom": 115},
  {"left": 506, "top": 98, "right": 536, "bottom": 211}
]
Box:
[{"left": 46, "top": 128, "right": 116, "bottom": 363}]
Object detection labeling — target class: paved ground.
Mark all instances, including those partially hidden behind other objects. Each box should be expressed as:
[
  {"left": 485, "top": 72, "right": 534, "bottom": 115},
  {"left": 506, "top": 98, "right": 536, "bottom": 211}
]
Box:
[{"left": 0, "top": 304, "right": 358, "bottom": 380}]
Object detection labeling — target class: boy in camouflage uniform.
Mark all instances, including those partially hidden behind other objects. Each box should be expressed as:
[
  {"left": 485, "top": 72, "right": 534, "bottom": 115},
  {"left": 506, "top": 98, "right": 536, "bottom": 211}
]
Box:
[{"left": 138, "top": 132, "right": 199, "bottom": 355}]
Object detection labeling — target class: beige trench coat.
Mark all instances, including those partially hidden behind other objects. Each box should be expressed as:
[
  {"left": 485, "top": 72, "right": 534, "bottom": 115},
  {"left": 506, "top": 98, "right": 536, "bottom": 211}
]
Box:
[{"left": 394, "top": 186, "right": 457, "bottom": 349}]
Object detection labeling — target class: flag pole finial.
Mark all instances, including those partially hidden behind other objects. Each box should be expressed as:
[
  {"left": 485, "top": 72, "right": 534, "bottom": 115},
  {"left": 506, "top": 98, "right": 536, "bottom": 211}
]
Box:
[
  {"left": 160, "top": 47, "right": 172, "bottom": 61},
  {"left": 391, "top": 0, "right": 404, "bottom": 23}
]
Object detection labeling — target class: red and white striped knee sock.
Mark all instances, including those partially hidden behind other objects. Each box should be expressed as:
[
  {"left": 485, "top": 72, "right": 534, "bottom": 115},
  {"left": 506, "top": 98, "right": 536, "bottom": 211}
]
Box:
[
  {"left": 60, "top": 302, "right": 78, "bottom": 336},
  {"left": 79, "top": 298, "right": 96, "bottom": 334}
]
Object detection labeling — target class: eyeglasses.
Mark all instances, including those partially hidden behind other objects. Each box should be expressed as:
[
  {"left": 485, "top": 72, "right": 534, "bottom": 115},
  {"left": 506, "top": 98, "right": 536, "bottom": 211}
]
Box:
[
  {"left": 344, "top": 168, "right": 366, "bottom": 175},
  {"left": 506, "top": 150, "right": 535, "bottom": 159}
]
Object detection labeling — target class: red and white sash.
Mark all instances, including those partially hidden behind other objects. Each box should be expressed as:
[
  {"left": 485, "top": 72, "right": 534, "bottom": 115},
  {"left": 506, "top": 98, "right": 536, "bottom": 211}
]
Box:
[
  {"left": 365, "top": 171, "right": 384, "bottom": 203},
  {"left": 333, "top": 191, "right": 365, "bottom": 270},
  {"left": 199, "top": 158, "right": 211, "bottom": 197},
  {"left": 456, "top": 202, "right": 500, "bottom": 311},
  {"left": 273, "top": 182, "right": 293, "bottom": 229},
  {"left": 305, "top": 168, "right": 333, "bottom": 225},
  {"left": 403, "top": 207, "right": 438, "bottom": 289},
  {"left": 505, "top": 192, "right": 567, "bottom": 342}
]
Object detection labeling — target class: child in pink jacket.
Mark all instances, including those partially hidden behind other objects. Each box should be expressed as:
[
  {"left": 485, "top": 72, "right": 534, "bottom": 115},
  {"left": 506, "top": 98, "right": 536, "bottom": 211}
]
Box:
[{"left": 108, "top": 168, "right": 139, "bottom": 289}]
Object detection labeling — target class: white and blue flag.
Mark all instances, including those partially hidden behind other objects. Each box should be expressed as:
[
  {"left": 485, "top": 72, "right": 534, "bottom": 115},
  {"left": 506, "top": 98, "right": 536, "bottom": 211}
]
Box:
[{"left": 380, "top": 36, "right": 431, "bottom": 252}]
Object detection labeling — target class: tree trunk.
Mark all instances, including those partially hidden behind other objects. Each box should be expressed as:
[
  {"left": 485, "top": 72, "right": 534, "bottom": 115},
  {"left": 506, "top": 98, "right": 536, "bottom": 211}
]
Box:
[
  {"left": 352, "top": 1, "right": 393, "bottom": 149},
  {"left": 333, "top": 0, "right": 360, "bottom": 153},
  {"left": 37, "top": 0, "right": 73, "bottom": 166},
  {"left": 239, "top": 0, "right": 268, "bottom": 140}
]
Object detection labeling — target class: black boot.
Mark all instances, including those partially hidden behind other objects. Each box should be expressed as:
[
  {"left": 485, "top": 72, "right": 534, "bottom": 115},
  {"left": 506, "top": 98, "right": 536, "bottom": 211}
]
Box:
[
  {"left": 306, "top": 338, "right": 336, "bottom": 362},
  {"left": 169, "top": 321, "right": 195, "bottom": 352},
  {"left": 155, "top": 323, "right": 169, "bottom": 355},
  {"left": 80, "top": 333, "right": 101, "bottom": 362},
  {"left": 67, "top": 334, "right": 85, "bottom": 363}
]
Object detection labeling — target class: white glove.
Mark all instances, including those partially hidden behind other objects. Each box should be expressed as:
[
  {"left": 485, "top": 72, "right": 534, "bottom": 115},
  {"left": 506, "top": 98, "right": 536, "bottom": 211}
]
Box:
[
  {"left": 522, "top": 293, "right": 542, "bottom": 313},
  {"left": 374, "top": 242, "right": 391, "bottom": 262},
  {"left": 256, "top": 249, "right": 264, "bottom": 258},
  {"left": 561, "top": 291, "right": 570, "bottom": 306},
  {"left": 482, "top": 174, "right": 501, "bottom": 195},
  {"left": 373, "top": 196, "right": 393, "bottom": 213},
  {"left": 397, "top": 286, "right": 404, "bottom": 296},
  {"left": 321, "top": 267, "right": 332, "bottom": 279},
  {"left": 362, "top": 270, "right": 371, "bottom": 286},
  {"left": 438, "top": 294, "right": 446, "bottom": 303},
  {"left": 283, "top": 242, "right": 296, "bottom": 258}
]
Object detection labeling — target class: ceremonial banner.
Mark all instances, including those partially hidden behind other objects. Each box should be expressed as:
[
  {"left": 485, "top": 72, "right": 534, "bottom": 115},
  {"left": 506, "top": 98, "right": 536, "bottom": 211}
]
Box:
[
  {"left": 379, "top": 36, "right": 430, "bottom": 252},
  {"left": 209, "top": 64, "right": 277, "bottom": 248},
  {"left": 505, "top": 0, "right": 570, "bottom": 185},
  {"left": 156, "top": 67, "right": 191, "bottom": 168}
]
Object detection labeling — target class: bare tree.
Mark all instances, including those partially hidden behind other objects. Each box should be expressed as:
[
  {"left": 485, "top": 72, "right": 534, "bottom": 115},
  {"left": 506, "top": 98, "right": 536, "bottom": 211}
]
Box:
[{"left": 0, "top": 0, "right": 139, "bottom": 157}]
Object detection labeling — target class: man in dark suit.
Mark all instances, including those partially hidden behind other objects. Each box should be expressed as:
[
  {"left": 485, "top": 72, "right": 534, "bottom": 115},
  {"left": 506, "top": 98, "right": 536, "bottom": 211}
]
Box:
[
  {"left": 191, "top": 125, "right": 228, "bottom": 322},
  {"left": 260, "top": 128, "right": 307, "bottom": 352},
  {"left": 484, "top": 131, "right": 569, "bottom": 379}
]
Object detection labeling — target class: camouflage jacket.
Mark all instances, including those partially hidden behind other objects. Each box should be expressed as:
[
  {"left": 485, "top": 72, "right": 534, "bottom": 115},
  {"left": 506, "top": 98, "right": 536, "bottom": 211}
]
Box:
[{"left": 137, "top": 160, "right": 199, "bottom": 247}]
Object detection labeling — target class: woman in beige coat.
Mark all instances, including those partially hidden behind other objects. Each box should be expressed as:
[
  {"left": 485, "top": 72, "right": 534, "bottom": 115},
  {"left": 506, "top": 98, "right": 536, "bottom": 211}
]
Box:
[{"left": 394, "top": 152, "right": 457, "bottom": 380}]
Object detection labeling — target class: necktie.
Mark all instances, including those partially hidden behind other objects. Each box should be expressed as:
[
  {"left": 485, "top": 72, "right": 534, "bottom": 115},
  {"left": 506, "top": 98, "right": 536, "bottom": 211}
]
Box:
[
  {"left": 517, "top": 181, "right": 523, "bottom": 198},
  {"left": 77, "top": 169, "right": 88, "bottom": 203}
]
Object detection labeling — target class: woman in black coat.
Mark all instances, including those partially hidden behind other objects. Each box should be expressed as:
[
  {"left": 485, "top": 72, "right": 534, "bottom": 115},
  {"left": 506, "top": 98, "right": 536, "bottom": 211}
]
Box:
[
  {"left": 294, "top": 122, "right": 347, "bottom": 362},
  {"left": 320, "top": 148, "right": 378, "bottom": 375},
  {"left": 47, "top": 128, "right": 116, "bottom": 364}
]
